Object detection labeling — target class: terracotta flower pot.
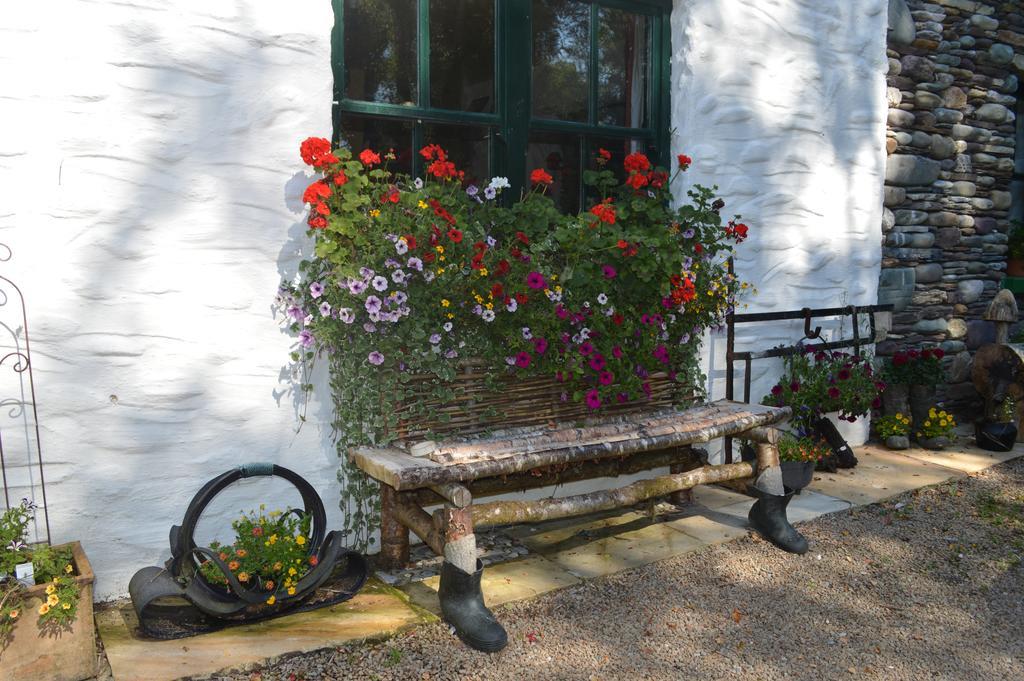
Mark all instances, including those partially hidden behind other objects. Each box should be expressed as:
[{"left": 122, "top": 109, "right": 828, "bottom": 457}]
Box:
[{"left": 1, "top": 542, "right": 97, "bottom": 681}]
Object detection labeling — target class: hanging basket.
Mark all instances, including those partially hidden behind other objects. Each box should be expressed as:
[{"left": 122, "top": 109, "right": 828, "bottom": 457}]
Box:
[{"left": 128, "top": 463, "right": 368, "bottom": 639}]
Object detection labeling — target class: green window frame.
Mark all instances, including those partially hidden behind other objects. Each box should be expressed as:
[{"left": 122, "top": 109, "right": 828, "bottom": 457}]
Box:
[{"left": 331, "top": 0, "right": 671, "bottom": 207}]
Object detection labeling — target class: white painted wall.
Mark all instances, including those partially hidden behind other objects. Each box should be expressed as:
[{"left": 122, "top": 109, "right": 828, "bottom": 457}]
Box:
[
  {"left": 0, "top": 0, "right": 888, "bottom": 600},
  {"left": 673, "top": 0, "right": 889, "bottom": 448},
  {"left": 0, "top": 1, "right": 338, "bottom": 600}
]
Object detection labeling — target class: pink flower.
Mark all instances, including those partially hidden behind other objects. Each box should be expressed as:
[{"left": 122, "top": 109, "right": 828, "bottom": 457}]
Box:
[
  {"left": 579, "top": 342, "right": 594, "bottom": 356},
  {"left": 533, "top": 338, "right": 548, "bottom": 354},
  {"left": 602, "top": 265, "right": 617, "bottom": 279},
  {"left": 612, "top": 346, "right": 623, "bottom": 359},
  {"left": 598, "top": 371, "right": 614, "bottom": 386},
  {"left": 526, "top": 272, "right": 546, "bottom": 289},
  {"left": 515, "top": 352, "right": 532, "bottom": 368},
  {"left": 828, "top": 386, "right": 840, "bottom": 399},
  {"left": 589, "top": 354, "right": 606, "bottom": 371},
  {"left": 585, "top": 389, "right": 601, "bottom": 409}
]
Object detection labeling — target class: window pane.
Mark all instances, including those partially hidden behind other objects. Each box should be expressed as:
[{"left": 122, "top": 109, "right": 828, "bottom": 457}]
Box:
[
  {"left": 430, "top": 0, "right": 495, "bottom": 112},
  {"left": 423, "top": 123, "right": 491, "bottom": 186},
  {"left": 528, "top": 132, "right": 581, "bottom": 214},
  {"left": 597, "top": 8, "right": 649, "bottom": 127},
  {"left": 532, "top": 0, "right": 589, "bottom": 122},
  {"left": 339, "top": 116, "right": 415, "bottom": 175},
  {"left": 344, "top": 0, "right": 417, "bottom": 105}
]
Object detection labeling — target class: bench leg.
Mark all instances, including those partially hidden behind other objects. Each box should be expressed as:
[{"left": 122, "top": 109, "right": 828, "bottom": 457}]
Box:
[
  {"left": 378, "top": 485, "right": 409, "bottom": 569},
  {"left": 437, "top": 506, "right": 508, "bottom": 653}
]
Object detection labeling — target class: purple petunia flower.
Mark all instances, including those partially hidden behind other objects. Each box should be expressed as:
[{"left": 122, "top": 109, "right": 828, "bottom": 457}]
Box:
[
  {"left": 359, "top": 267, "right": 374, "bottom": 280},
  {"left": 506, "top": 356, "right": 517, "bottom": 366},
  {"left": 602, "top": 265, "right": 616, "bottom": 279},
  {"left": 363, "top": 322, "right": 377, "bottom": 333},
  {"left": 445, "top": 349, "right": 458, "bottom": 359},
  {"left": 486, "top": 236, "right": 497, "bottom": 248},
  {"left": 522, "top": 327, "right": 533, "bottom": 340},
  {"left": 384, "top": 258, "right": 399, "bottom": 269},
  {"left": 484, "top": 186, "right": 497, "bottom": 200},
  {"left": 599, "top": 370, "right": 614, "bottom": 386},
  {"left": 429, "top": 334, "right": 442, "bottom": 345},
  {"left": 443, "top": 322, "right": 453, "bottom": 332},
  {"left": 407, "top": 257, "right": 423, "bottom": 271},
  {"left": 423, "top": 271, "right": 435, "bottom": 283},
  {"left": 579, "top": 342, "right": 594, "bottom": 356},
  {"left": 318, "top": 301, "right": 331, "bottom": 317},
  {"left": 392, "top": 270, "right": 407, "bottom": 284},
  {"left": 368, "top": 351, "right": 385, "bottom": 366},
  {"left": 395, "top": 239, "right": 408, "bottom": 255},
  {"left": 393, "top": 291, "right": 408, "bottom": 305},
  {"left": 526, "top": 272, "right": 546, "bottom": 290},
  {"left": 506, "top": 298, "right": 518, "bottom": 312},
  {"left": 338, "top": 308, "right": 355, "bottom": 324},
  {"left": 349, "top": 280, "right": 368, "bottom": 295},
  {"left": 287, "top": 304, "right": 304, "bottom": 321},
  {"left": 372, "top": 276, "right": 388, "bottom": 291},
  {"left": 534, "top": 337, "right": 548, "bottom": 354},
  {"left": 299, "top": 329, "right": 315, "bottom": 348},
  {"left": 597, "top": 293, "right": 608, "bottom": 305},
  {"left": 365, "top": 295, "right": 382, "bottom": 314},
  {"left": 589, "top": 354, "right": 606, "bottom": 371},
  {"left": 309, "top": 282, "right": 324, "bottom": 299},
  {"left": 466, "top": 185, "right": 479, "bottom": 197},
  {"left": 682, "top": 228, "right": 695, "bottom": 239}
]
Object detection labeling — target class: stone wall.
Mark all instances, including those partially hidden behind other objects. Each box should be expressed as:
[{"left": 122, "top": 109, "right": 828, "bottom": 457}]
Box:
[{"left": 880, "top": 0, "right": 1022, "bottom": 411}]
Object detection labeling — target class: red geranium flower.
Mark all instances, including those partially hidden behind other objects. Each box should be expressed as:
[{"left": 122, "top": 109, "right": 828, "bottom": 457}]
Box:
[
  {"left": 530, "top": 168, "right": 553, "bottom": 186},
  {"left": 677, "top": 153, "right": 692, "bottom": 170},
  {"left": 623, "top": 152, "right": 650, "bottom": 173},
  {"left": 589, "top": 199, "right": 616, "bottom": 225},
  {"left": 597, "top": 148, "right": 612, "bottom": 163},
  {"left": 626, "top": 172, "right": 649, "bottom": 190},
  {"left": 333, "top": 171, "right": 348, "bottom": 186},
  {"left": 308, "top": 216, "right": 327, "bottom": 229},
  {"left": 300, "top": 137, "right": 332, "bottom": 166},
  {"left": 359, "top": 148, "right": 381, "bottom": 166},
  {"left": 302, "top": 180, "right": 332, "bottom": 205},
  {"left": 516, "top": 231, "right": 530, "bottom": 245},
  {"left": 447, "top": 228, "right": 463, "bottom": 243},
  {"left": 315, "top": 201, "right": 330, "bottom": 216}
]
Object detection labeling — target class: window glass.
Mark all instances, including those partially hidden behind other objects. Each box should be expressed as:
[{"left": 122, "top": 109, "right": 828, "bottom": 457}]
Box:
[
  {"left": 344, "top": 0, "right": 418, "bottom": 105},
  {"left": 422, "top": 123, "right": 492, "bottom": 186},
  {"left": 532, "top": 0, "right": 589, "bottom": 122},
  {"left": 339, "top": 116, "right": 415, "bottom": 175},
  {"left": 528, "top": 132, "right": 581, "bottom": 213},
  {"left": 597, "top": 8, "right": 649, "bottom": 127},
  {"left": 430, "top": 0, "right": 496, "bottom": 112}
]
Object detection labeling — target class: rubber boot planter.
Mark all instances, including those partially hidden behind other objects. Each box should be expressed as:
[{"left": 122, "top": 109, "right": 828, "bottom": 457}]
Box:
[
  {"left": 439, "top": 560, "right": 508, "bottom": 653},
  {"left": 748, "top": 487, "right": 808, "bottom": 554}
]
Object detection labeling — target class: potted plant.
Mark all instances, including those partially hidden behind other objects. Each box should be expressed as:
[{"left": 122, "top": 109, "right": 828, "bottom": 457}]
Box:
[
  {"left": 1, "top": 500, "right": 95, "bottom": 681},
  {"left": 975, "top": 397, "right": 1017, "bottom": 452},
  {"left": 1007, "top": 219, "right": 1024, "bottom": 277},
  {"left": 916, "top": 406, "right": 957, "bottom": 449},
  {"left": 881, "top": 348, "right": 945, "bottom": 431},
  {"left": 776, "top": 433, "right": 829, "bottom": 490},
  {"left": 874, "top": 412, "right": 911, "bottom": 449}
]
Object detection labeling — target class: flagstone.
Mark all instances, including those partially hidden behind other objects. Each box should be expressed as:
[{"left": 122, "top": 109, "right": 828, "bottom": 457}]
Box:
[
  {"left": 890, "top": 440, "right": 1024, "bottom": 474},
  {"left": 544, "top": 522, "right": 706, "bottom": 579},
  {"left": 415, "top": 555, "right": 581, "bottom": 608},
  {"left": 809, "top": 448, "right": 963, "bottom": 505}
]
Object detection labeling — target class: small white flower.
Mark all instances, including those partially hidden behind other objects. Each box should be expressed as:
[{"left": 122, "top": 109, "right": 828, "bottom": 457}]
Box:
[
  {"left": 414, "top": 178, "right": 424, "bottom": 189},
  {"left": 579, "top": 328, "right": 591, "bottom": 340},
  {"left": 482, "top": 310, "right": 496, "bottom": 322},
  {"left": 423, "top": 271, "right": 436, "bottom": 283},
  {"left": 395, "top": 239, "right": 408, "bottom": 255},
  {"left": 443, "top": 322, "right": 453, "bottom": 332},
  {"left": 597, "top": 293, "right": 608, "bottom": 305},
  {"left": 506, "top": 298, "right": 518, "bottom": 312},
  {"left": 303, "top": 314, "right": 314, "bottom": 327},
  {"left": 487, "top": 176, "right": 510, "bottom": 191},
  {"left": 522, "top": 327, "right": 532, "bottom": 340},
  {"left": 372, "top": 276, "right": 389, "bottom": 291}
]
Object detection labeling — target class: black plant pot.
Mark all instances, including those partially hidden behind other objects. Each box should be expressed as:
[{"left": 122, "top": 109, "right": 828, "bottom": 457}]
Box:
[
  {"left": 975, "top": 420, "right": 1017, "bottom": 452},
  {"left": 780, "top": 460, "right": 815, "bottom": 491}
]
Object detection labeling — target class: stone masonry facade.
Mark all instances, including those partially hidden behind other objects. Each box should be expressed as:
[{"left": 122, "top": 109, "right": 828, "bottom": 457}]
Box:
[{"left": 880, "top": 0, "right": 1022, "bottom": 412}]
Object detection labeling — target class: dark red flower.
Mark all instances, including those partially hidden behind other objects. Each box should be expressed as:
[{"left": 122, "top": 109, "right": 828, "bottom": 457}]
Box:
[
  {"left": 933, "top": 348, "right": 945, "bottom": 359},
  {"left": 828, "top": 387, "right": 841, "bottom": 399},
  {"left": 447, "top": 228, "right": 463, "bottom": 243},
  {"left": 516, "top": 231, "right": 530, "bottom": 245}
]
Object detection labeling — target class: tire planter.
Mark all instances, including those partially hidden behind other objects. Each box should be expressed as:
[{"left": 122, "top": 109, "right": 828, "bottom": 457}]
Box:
[
  {"left": 975, "top": 420, "right": 1017, "bottom": 452},
  {"left": 0, "top": 542, "right": 96, "bottom": 681},
  {"left": 780, "top": 460, "right": 815, "bottom": 491},
  {"left": 128, "top": 463, "right": 368, "bottom": 639}
]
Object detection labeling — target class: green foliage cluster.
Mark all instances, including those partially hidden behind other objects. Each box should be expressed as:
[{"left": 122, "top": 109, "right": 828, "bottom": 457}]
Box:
[
  {"left": 1, "top": 500, "right": 81, "bottom": 641},
  {"left": 776, "top": 433, "right": 831, "bottom": 463},
  {"left": 198, "top": 507, "right": 315, "bottom": 605},
  {"left": 874, "top": 412, "right": 911, "bottom": 438}
]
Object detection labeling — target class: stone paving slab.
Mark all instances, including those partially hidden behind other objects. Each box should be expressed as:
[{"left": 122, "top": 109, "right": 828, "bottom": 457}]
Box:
[
  {"left": 97, "top": 581, "right": 431, "bottom": 681},
  {"left": 891, "top": 439, "right": 1024, "bottom": 474},
  {"left": 706, "top": 489, "right": 853, "bottom": 525},
  {"left": 810, "top": 447, "right": 964, "bottom": 505},
  {"left": 543, "top": 521, "right": 707, "bottom": 579}
]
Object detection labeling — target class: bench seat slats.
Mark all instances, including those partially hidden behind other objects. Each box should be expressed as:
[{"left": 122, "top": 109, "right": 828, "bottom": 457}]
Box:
[{"left": 349, "top": 400, "right": 789, "bottom": 491}]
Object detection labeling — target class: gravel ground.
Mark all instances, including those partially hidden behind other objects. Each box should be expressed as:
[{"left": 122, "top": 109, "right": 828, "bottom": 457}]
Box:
[{"left": 205, "top": 458, "right": 1024, "bottom": 681}]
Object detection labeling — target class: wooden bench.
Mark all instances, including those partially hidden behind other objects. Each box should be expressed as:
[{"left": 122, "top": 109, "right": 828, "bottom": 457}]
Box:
[{"left": 349, "top": 399, "right": 800, "bottom": 651}]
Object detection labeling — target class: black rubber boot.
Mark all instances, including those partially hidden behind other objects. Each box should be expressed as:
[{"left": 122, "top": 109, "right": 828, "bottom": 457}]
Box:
[
  {"left": 439, "top": 560, "right": 508, "bottom": 653},
  {"left": 748, "top": 487, "right": 808, "bottom": 554}
]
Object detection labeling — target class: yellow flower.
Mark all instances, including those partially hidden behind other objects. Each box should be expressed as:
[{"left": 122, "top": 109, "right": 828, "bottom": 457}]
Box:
[
  {"left": 439, "top": 255, "right": 445, "bottom": 261},
  {"left": 296, "top": 535, "right": 306, "bottom": 546},
  {"left": 924, "top": 420, "right": 932, "bottom": 428},
  {"left": 64, "top": 564, "right": 73, "bottom": 574},
  {"left": 288, "top": 586, "right": 296, "bottom": 596},
  {"left": 479, "top": 267, "right": 488, "bottom": 276},
  {"left": 441, "top": 299, "right": 450, "bottom": 308},
  {"left": 474, "top": 295, "right": 484, "bottom": 304},
  {"left": 929, "top": 408, "right": 937, "bottom": 417},
  {"left": 264, "top": 540, "right": 271, "bottom": 547},
  {"left": 435, "top": 245, "right": 445, "bottom": 254},
  {"left": 238, "top": 572, "right": 250, "bottom": 582},
  {"left": 47, "top": 594, "right": 59, "bottom": 607},
  {"left": 61, "top": 603, "right": 70, "bottom": 610},
  {"left": 437, "top": 268, "right": 445, "bottom": 275},
  {"left": 369, "top": 209, "right": 381, "bottom": 218},
  {"left": 484, "top": 303, "right": 493, "bottom": 310},
  {"left": 45, "top": 585, "right": 56, "bottom": 595},
  {"left": 446, "top": 313, "right": 454, "bottom": 319},
  {"left": 266, "top": 596, "right": 276, "bottom": 605},
  {"left": 418, "top": 200, "right": 428, "bottom": 209},
  {"left": 288, "top": 567, "right": 298, "bottom": 576},
  {"left": 269, "top": 534, "right": 278, "bottom": 545},
  {"left": 38, "top": 603, "right": 49, "bottom": 615},
  {"left": 939, "top": 420, "right": 948, "bottom": 427}
]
